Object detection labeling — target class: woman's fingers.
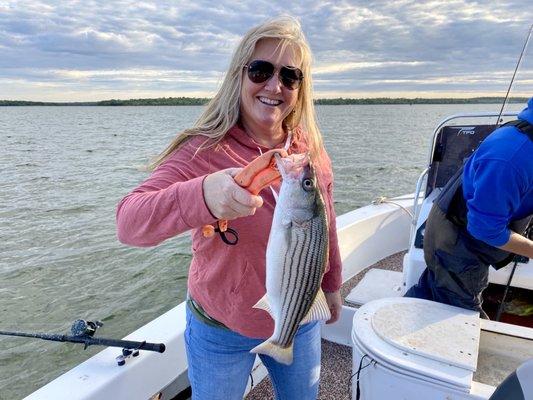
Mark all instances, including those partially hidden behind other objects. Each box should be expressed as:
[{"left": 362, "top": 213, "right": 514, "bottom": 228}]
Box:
[
  {"left": 232, "top": 186, "right": 263, "bottom": 209},
  {"left": 203, "top": 169, "right": 263, "bottom": 220}
]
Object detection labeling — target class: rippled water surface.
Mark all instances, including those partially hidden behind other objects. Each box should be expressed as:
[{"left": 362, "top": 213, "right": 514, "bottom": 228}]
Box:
[{"left": 0, "top": 104, "right": 522, "bottom": 398}]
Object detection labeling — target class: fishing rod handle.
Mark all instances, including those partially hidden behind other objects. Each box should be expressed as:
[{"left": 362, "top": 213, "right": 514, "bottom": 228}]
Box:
[
  {"left": 91, "top": 337, "right": 166, "bottom": 353},
  {"left": 136, "top": 341, "right": 166, "bottom": 353}
]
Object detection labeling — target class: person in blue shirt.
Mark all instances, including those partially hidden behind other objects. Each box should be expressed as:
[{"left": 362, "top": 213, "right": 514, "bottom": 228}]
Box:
[{"left": 405, "top": 97, "right": 533, "bottom": 316}]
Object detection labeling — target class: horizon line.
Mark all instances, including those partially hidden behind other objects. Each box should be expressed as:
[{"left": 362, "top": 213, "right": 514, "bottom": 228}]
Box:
[{"left": 1, "top": 95, "right": 529, "bottom": 105}]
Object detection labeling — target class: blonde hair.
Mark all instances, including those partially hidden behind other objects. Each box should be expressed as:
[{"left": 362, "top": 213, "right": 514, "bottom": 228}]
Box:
[{"left": 151, "top": 15, "right": 324, "bottom": 168}]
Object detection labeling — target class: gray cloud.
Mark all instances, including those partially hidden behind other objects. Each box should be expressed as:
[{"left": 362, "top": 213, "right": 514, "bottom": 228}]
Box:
[{"left": 0, "top": 0, "right": 532, "bottom": 100}]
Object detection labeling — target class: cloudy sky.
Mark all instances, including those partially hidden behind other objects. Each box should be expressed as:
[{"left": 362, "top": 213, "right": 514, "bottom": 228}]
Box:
[{"left": 1, "top": 0, "right": 532, "bottom": 101}]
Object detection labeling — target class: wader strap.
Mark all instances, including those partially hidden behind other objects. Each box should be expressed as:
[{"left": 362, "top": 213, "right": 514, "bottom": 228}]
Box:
[
  {"left": 434, "top": 165, "right": 467, "bottom": 227},
  {"left": 501, "top": 119, "right": 533, "bottom": 141}
]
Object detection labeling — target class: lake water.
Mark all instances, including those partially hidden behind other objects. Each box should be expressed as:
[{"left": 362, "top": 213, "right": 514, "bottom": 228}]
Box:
[{"left": 0, "top": 103, "right": 524, "bottom": 398}]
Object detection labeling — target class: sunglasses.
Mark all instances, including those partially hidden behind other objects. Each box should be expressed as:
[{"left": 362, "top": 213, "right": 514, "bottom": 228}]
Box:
[{"left": 244, "top": 60, "right": 304, "bottom": 90}]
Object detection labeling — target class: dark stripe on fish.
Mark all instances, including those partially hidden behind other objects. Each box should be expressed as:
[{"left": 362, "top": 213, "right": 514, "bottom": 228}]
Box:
[
  {"left": 278, "top": 226, "right": 304, "bottom": 339},
  {"left": 280, "top": 232, "right": 312, "bottom": 345},
  {"left": 278, "top": 216, "right": 327, "bottom": 347},
  {"left": 279, "top": 226, "right": 308, "bottom": 345},
  {"left": 280, "top": 226, "right": 312, "bottom": 345}
]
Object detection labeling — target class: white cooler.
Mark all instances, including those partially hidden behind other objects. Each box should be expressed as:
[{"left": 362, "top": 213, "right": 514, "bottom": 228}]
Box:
[{"left": 351, "top": 297, "right": 488, "bottom": 400}]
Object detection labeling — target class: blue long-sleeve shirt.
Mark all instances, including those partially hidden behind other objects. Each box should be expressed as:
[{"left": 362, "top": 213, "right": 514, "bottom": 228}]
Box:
[{"left": 463, "top": 97, "right": 533, "bottom": 247}]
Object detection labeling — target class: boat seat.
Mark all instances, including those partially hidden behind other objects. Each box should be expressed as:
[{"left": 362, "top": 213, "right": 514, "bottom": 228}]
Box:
[
  {"left": 488, "top": 358, "right": 533, "bottom": 400},
  {"left": 404, "top": 124, "right": 498, "bottom": 290},
  {"left": 425, "top": 124, "right": 498, "bottom": 198}
]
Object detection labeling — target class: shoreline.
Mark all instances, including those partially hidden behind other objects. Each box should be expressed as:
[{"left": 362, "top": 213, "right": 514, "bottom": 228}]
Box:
[{"left": 0, "top": 97, "right": 528, "bottom": 106}]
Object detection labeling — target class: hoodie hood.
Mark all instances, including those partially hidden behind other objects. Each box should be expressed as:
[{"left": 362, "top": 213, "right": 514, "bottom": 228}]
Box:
[{"left": 517, "top": 97, "right": 533, "bottom": 125}]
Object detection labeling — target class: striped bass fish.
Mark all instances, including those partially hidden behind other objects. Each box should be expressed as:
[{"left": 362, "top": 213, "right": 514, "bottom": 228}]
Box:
[{"left": 251, "top": 153, "right": 330, "bottom": 365}]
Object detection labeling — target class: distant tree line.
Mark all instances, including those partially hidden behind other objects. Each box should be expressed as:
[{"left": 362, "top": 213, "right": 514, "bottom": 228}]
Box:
[
  {"left": 0, "top": 97, "right": 210, "bottom": 106},
  {"left": 96, "top": 97, "right": 211, "bottom": 106},
  {"left": 0, "top": 96, "right": 528, "bottom": 106}
]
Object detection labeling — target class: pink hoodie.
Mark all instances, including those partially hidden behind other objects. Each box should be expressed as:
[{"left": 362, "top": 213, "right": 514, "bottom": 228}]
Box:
[{"left": 116, "top": 125, "right": 342, "bottom": 338}]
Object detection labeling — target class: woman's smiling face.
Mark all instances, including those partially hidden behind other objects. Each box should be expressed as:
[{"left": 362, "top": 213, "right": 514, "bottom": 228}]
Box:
[{"left": 240, "top": 39, "right": 300, "bottom": 140}]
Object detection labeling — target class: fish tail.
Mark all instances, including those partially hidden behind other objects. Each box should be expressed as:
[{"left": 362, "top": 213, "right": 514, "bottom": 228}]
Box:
[{"left": 250, "top": 340, "right": 293, "bottom": 365}]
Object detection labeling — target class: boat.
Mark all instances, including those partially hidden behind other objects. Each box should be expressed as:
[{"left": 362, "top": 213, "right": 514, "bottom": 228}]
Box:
[{"left": 24, "top": 110, "right": 532, "bottom": 399}]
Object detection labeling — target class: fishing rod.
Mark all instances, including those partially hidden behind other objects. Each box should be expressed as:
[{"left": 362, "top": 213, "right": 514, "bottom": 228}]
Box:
[
  {"left": 0, "top": 319, "right": 166, "bottom": 366},
  {"left": 496, "top": 24, "right": 533, "bottom": 125},
  {"left": 493, "top": 24, "right": 533, "bottom": 318}
]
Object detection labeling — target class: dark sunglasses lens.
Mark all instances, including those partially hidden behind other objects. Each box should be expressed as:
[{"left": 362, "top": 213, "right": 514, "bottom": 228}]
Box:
[
  {"left": 247, "top": 60, "right": 274, "bottom": 84},
  {"left": 280, "top": 66, "right": 303, "bottom": 90}
]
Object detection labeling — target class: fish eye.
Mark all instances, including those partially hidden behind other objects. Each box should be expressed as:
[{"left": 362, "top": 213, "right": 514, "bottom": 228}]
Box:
[{"left": 302, "top": 178, "right": 314, "bottom": 192}]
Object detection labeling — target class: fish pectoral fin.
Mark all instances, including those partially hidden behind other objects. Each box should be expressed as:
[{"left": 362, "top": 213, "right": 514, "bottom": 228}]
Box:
[
  {"left": 253, "top": 294, "right": 273, "bottom": 317},
  {"left": 300, "top": 289, "right": 331, "bottom": 324},
  {"left": 250, "top": 340, "right": 294, "bottom": 365}
]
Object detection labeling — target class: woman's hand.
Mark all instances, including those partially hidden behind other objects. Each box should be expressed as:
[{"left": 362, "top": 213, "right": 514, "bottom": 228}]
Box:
[
  {"left": 203, "top": 168, "right": 264, "bottom": 220},
  {"left": 324, "top": 290, "right": 342, "bottom": 325}
]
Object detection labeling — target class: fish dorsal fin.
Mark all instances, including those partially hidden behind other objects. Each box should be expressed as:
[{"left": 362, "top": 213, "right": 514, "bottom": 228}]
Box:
[
  {"left": 253, "top": 294, "right": 273, "bottom": 318},
  {"left": 300, "top": 289, "right": 331, "bottom": 324}
]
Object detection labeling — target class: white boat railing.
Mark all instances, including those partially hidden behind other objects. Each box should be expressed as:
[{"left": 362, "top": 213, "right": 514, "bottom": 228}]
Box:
[{"left": 410, "top": 167, "right": 428, "bottom": 244}]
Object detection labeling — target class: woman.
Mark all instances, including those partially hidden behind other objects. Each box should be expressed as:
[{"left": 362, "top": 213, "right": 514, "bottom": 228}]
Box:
[{"left": 116, "top": 16, "right": 342, "bottom": 400}]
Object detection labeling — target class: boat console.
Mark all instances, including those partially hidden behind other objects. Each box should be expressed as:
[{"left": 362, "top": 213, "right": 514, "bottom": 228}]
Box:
[
  {"left": 404, "top": 112, "right": 533, "bottom": 297},
  {"left": 347, "top": 112, "right": 533, "bottom": 308},
  {"left": 349, "top": 112, "right": 533, "bottom": 400}
]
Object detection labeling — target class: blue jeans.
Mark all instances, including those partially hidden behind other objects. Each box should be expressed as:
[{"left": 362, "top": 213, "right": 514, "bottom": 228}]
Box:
[{"left": 184, "top": 306, "right": 321, "bottom": 400}]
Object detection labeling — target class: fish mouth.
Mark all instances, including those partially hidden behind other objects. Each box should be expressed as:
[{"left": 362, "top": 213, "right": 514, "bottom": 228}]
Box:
[{"left": 275, "top": 153, "right": 309, "bottom": 179}]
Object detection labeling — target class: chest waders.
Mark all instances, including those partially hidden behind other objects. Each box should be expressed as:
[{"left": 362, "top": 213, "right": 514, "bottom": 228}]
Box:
[{"left": 405, "top": 120, "right": 533, "bottom": 315}]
